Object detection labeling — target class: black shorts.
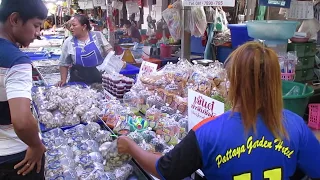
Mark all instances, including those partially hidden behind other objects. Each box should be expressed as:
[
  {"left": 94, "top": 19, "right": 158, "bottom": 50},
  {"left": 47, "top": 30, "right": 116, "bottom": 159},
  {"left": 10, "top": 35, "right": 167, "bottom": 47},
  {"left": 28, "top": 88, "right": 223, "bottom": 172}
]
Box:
[{"left": 0, "top": 152, "right": 45, "bottom": 180}]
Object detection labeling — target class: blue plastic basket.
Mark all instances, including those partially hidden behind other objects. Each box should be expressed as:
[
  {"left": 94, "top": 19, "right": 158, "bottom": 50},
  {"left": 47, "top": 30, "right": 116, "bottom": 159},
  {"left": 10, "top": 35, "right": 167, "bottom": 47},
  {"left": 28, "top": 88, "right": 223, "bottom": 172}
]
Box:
[
  {"left": 32, "top": 82, "right": 89, "bottom": 132},
  {"left": 191, "top": 36, "right": 205, "bottom": 55},
  {"left": 120, "top": 63, "right": 140, "bottom": 75},
  {"left": 217, "top": 46, "right": 234, "bottom": 63},
  {"left": 228, "top": 24, "right": 253, "bottom": 48}
]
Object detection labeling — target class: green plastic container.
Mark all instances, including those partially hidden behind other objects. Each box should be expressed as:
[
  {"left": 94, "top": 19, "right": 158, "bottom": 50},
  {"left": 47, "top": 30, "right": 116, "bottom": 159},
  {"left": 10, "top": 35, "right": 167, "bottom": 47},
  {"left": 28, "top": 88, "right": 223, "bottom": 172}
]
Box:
[{"left": 282, "top": 81, "right": 314, "bottom": 117}]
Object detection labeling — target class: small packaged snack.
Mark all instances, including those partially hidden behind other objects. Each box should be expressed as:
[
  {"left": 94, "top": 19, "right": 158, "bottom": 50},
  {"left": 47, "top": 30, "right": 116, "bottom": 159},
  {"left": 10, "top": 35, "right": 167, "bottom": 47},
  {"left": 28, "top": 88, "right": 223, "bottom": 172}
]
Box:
[
  {"left": 146, "top": 93, "right": 165, "bottom": 109},
  {"left": 145, "top": 106, "right": 162, "bottom": 129},
  {"left": 150, "top": 137, "right": 167, "bottom": 153},
  {"left": 160, "top": 104, "right": 175, "bottom": 115},
  {"left": 141, "top": 129, "right": 157, "bottom": 143},
  {"left": 172, "top": 96, "right": 188, "bottom": 115},
  {"left": 170, "top": 111, "right": 184, "bottom": 122},
  {"left": 101, "top": 140, "right": 132, "bottom": 171},
  {"left": 59, "top": 98, "right": 76, "bottom": 115},
  {"left": 95, "top": 130, "right": 113, "bottom": 145},
  {"left": 80, "top": 107, "right": 100, "bottom": 123},
  {"left": 178, "top": 116, "right": 188, "bottom": 139},
  {"left": 123, "top": 90, "right": 142, "bottom": 113},
  {"left": 64, "top": 114, "right": 81, "bottom": 126},
  {"left": 113, "top": 164, "right": 133, "bottom": 180},
  {"left": 127, "top": 131, "right": 144, "bottom": 144}
]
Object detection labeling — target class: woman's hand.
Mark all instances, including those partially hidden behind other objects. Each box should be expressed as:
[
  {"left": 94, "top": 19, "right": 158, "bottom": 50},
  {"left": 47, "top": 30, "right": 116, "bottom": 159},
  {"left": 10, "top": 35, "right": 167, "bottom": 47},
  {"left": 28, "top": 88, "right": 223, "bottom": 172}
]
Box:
[
  {"left": 14, "top": 144, "right": 46, "bottom": 176},
  {"left": 56, "top": 80, "right": 66, "bottom": 87},
  {"left": 117, "top": 136, "right": 136, "bottom": 154}
]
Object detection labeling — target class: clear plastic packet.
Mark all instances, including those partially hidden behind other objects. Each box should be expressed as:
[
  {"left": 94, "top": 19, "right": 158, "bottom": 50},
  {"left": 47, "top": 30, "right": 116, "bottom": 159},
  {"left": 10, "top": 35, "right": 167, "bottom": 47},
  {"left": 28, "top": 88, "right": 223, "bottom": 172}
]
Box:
[
  {"left": 141, "top": 129, "right": 157, "bottom": 143},
  {"left": 102, "top": 140, "right": 132, "bottom": 171},
  {"left": 138, "top": 88, "right": 154, "bottom": 113},
  {"left": 123, "top": 90, "right": 143, "bottom": 113},
  {"left": 178, "top": 116, "right": 188, "bottom": 139},
  {"left": 150, "top": 137, "right": 167, "bottom": 153},
  {"left": 95, "top": 130, "right": 113, "bottom": 145},
  {"left": 190, "top": 7, "right": 207, "bottom": 37},
  {"left": 139, "top": 140, "right": 155, "bottom": 152},
  {"left": 99, "top": 142, "right": 112, "bottom": 157},
  {"left": 156, "top": 118, "right": 180, "bottom": 146},
  {"left": 84, "top": 122, "right": 101, "bottom": 137},
  {"left": 146, "top": 93, "right": 165, "bottom": 109},
  {"left": 127, "top": 131, "right": 144, "bottom": 144},
  {"left": 80, "top": 107, "right": 100, "bottom": 123},
  {"left": 172, "top": 96, "right": 188, "bottom": 115},
  {"left": 64, "top": 114, "right": 81, "bottom": 126},
  {"left": 74, "top": 105, "right": 90, "bottom": 117},
  {"left": 113, "top": 164, "right": 133, "bottom": 180},
  {"left": 38, "top": 111, "right": 54, "bottom": 124},
  {"left": 146, "top": 106, "right": 162, "bottom": 129},
  {"left": 59, "top": 97, "right": 76, "bottom": 115},
  {"left": 170, "top": 111, "right": 184, "bottom": 122},
  {"left": 160, "top": 104, "right": 175, "bottom": 115},
  {"left": 42, "top": 128, "right": 64, "bottom": 139}
]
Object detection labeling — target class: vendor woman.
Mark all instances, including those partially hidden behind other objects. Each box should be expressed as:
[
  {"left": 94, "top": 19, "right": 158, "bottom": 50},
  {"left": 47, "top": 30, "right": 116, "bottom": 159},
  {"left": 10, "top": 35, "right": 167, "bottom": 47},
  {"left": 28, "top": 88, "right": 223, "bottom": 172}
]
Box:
[{"left": 57, "top": 15, "right": 113, "bottom": 86}]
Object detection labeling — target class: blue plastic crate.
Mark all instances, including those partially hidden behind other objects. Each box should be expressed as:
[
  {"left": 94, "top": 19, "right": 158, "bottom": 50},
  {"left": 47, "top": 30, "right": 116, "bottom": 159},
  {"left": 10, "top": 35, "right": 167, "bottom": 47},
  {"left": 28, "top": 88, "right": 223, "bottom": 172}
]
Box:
[
  {"left": 217, "top": 46, "right": 234, "bottom": 63},
  {"left": 228, "top": 24, "right": 253, "bottom": 48},
  {"left": 120, "top": 63, "right": 140, "bottom": 75},
  {"left": 191, "top": 36, "right": 205, "bottom": 55}
]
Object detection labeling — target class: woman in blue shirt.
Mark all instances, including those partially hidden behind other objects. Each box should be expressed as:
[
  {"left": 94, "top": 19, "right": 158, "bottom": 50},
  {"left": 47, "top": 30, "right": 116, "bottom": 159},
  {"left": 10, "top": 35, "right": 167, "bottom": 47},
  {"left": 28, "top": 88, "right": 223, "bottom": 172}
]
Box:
[{"left": 117, "top": 42, "right": 320, "bottom": 180}]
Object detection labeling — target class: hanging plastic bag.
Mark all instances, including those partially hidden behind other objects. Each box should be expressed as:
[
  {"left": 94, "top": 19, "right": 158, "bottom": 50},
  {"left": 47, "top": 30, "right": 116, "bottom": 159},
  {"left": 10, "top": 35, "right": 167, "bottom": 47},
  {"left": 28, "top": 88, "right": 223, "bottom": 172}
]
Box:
[
  {"left": 190, "top": 7, "right": 207, "bottom": 37},
  {"left": 126, "top": 1, "right": 140, "bottom": 14},
  {"left": 112, "top": 0, "right": 123, "bottom": 10},
  {"left": 96, "top": 51, "right": 124, "bottom": 73},
  {"left": 213, "top": 7, "right": 228, "bottom": 32},
  {"left": 162, "top": 5, "right": 182, "bottom": 41}
]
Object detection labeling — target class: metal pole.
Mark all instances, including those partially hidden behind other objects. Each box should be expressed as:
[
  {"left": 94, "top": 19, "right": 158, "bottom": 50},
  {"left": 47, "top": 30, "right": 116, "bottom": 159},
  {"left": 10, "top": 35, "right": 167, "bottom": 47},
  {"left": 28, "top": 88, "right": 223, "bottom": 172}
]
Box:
[{"left": 181, "top": 5, "right": 191, "bottom": 60}]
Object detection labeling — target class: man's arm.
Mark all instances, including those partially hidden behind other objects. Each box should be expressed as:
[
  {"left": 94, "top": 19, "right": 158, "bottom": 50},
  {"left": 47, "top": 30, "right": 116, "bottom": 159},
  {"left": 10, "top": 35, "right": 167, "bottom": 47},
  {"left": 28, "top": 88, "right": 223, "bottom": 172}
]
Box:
[{"left": 6, "top": 63, "right": 42, "bottom": 148}]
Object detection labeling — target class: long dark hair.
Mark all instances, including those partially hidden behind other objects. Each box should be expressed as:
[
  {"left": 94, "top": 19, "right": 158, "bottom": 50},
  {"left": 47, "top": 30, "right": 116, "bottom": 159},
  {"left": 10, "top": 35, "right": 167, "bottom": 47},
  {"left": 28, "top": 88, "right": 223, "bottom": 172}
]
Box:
[{"left": 73, "top": 14, "right": 91, "bottom": 31}]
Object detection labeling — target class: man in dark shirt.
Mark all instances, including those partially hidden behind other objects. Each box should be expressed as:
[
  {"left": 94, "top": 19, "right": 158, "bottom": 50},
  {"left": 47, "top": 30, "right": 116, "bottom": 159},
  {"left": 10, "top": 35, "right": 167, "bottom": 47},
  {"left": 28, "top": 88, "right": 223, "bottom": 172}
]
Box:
[{"left": 123, "top": 20, "right": 142, "bottom": 43}]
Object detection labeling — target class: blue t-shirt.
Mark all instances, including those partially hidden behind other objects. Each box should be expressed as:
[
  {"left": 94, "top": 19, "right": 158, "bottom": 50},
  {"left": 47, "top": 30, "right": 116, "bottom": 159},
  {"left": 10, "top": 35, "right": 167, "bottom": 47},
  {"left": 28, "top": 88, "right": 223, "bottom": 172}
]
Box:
[{"left": 156, "top": 110, "right": 320, "bottom": 180}]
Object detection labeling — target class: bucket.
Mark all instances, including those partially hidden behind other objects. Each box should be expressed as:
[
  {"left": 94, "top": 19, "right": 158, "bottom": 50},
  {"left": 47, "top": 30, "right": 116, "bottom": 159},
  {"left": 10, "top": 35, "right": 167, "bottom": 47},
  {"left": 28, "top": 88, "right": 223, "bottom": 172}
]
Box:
[
  {"left": 228, "top": 24, "right": 253, "bottom": 48},
  {"left": 282, "top": 81, "right": 314, "bottom": 117},
  {"left": 160, "top": 44, "right": 172, "bottom": 59}
]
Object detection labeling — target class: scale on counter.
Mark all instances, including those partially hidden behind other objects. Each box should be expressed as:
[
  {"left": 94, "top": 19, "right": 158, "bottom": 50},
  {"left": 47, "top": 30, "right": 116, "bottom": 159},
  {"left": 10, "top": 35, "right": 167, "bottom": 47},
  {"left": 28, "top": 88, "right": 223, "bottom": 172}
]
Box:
[{"left": 119, "top": 43, "right": 136, "bottom": 64}]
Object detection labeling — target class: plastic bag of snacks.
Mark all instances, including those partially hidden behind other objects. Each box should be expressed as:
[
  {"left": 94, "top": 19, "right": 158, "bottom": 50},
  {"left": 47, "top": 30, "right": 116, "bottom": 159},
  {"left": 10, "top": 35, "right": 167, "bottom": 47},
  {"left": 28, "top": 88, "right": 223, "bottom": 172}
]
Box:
[
  {"left": 127, "top": 131, "right": 144, "bottom": 144},
  {"left": 156, "top": 117, "right": 180, "bottom": 146},
  {"left": 113, "top": 164, "right": 133, "bottom": 180},
  {"left": 146, "top": 106, "right": 162, "bottom": 129},
  {"left": 138, "top": 88, "right": 153, "bottom": 113},
  {"left": 150, "top": 137, "right": 168, "bottom": 153},
  {"left": 146, "top": 93, "right": 165, "bottom": 109},
  {"left": 123, "top": 90, "right": 143, "bottom": 114},
  {"left": 141, "top": 129, "right": 157, "bottom": 143},
  {"left": 160, "top": 104, "right": 175, "bottom": 115},
  {"left": 162, "top": 4, "right": 182, "bottom": 41},
  {"left": 100, "top": 140, "right": 132, "bottom": 171}
]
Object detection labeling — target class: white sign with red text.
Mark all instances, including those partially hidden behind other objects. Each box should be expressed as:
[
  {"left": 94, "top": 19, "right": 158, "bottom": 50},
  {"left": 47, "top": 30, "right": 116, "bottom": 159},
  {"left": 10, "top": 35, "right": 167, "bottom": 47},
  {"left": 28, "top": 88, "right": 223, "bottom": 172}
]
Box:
[
  {"left": 188, "top": 89, "right": 225, "bottom": 130},
  {"left": 183, "top": 0, "right": 235, "bottom": 7},
  {"left": 138, "top": 61, "right": 158, "bottom": 79}
]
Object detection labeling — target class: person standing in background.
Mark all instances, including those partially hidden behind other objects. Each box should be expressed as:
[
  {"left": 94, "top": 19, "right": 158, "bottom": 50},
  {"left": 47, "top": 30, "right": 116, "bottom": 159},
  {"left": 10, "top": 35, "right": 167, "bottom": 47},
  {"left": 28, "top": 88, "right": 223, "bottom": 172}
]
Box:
[
  {"left": 123, "top": 20, "right": 141, "bottom": 43},
  {"left": 0, "top": 0, "right": 48, "bottom": 179},
  {"left": 43, "top": 17, "right": 53, "bottom": 29}
]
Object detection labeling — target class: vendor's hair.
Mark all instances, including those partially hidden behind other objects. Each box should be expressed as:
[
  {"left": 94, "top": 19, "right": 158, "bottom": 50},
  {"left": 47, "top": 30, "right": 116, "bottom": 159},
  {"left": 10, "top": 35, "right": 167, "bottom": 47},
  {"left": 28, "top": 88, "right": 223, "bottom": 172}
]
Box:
[
  {"left": 0, "top": 0, "right": 48, "bottom": 23},
  {"left": 226, "top": 42, "right": 287, "bottom": 139},
  {"left": 123, "top": 20, "right": 132, "bottom": 26},
  {"left": 77, "top": 9, "right": 84, "bottom": 14},
  {"left": 73, "top": 14, "right": 92, "bottom": 31}
]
